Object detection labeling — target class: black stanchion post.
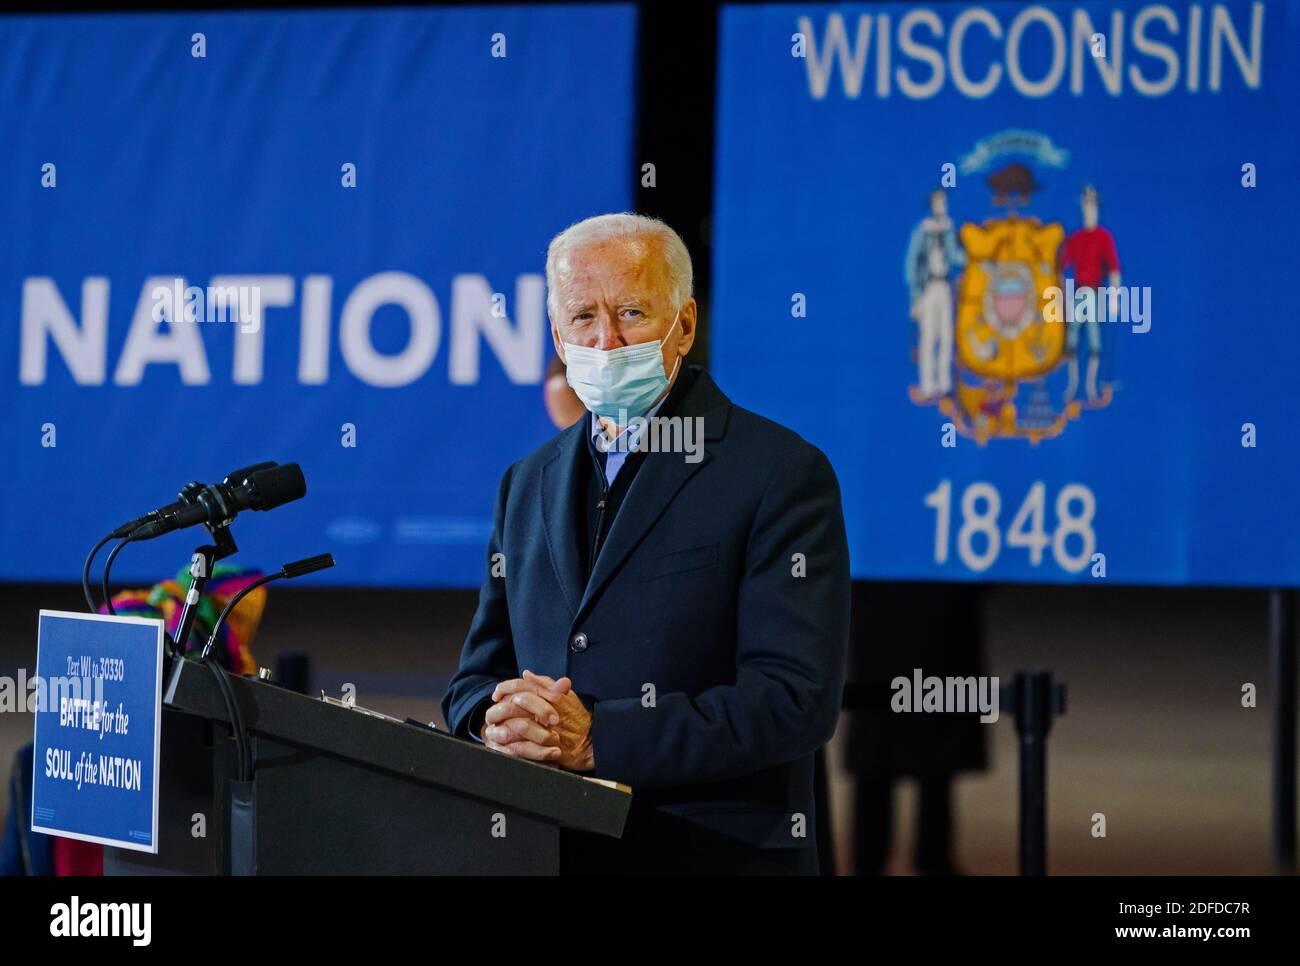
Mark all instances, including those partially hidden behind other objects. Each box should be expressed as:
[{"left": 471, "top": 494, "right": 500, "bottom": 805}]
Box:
[
  {"left": 1270, "top": 588, "right": 1296, "bottom": 874},
  {"left": 275, "top": 652, "right": 313, "bottom": 695},
  {"left": 1003, "top": 670, "right": 1067, "bottom": 876}
]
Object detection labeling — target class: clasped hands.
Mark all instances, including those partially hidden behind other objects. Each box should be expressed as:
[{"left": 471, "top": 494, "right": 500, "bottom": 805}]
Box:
[{"left": 480, "top": 670, "right": 594, "bottom": 772}]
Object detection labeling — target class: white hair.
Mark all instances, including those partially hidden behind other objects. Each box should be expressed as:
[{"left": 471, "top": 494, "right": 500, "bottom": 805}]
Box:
[{"left": 545, "top": 212, "right": 693, "bottom": 321}]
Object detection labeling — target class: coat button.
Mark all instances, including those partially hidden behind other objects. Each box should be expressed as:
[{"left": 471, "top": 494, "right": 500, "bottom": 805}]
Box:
[{"left": 570, "top": 632, "right": 589, "bottom": 653}]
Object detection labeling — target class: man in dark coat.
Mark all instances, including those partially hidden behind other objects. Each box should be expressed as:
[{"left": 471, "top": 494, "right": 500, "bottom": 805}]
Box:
[
  {"left": 844, "top": 580, "right": 989, "bottom": 875},
  {"left": 441, "top": 213, "right": 850, "bottom": 874}
]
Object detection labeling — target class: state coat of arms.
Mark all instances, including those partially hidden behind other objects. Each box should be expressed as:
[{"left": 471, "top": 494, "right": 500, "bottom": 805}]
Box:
[{"left": 906, "top": 132, "right": 1122, "bottom": 444}]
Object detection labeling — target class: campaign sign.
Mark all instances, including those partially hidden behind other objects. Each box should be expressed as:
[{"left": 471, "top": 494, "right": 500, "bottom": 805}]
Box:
[
  {"left": 0, "top": 6, "right": 636, "bottom": 588},
  {"left": 31, "top": 611, "right": 164, "bottom": 853},
  {"left": 713, "top": 0, "right": 1300, "bottom": 586}
]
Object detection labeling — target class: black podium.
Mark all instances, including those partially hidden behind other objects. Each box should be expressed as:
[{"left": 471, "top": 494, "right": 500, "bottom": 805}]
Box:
[{"left": 104, "top": 659, "right": 630, "bottom": 875}]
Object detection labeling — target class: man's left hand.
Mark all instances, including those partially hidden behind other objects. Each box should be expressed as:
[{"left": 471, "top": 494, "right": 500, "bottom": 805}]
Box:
[{"left": 484, "top": 670, "right": 595, "bottom": 772}]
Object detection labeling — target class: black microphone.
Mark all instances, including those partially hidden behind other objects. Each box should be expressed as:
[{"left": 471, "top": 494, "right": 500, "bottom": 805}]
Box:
[
  {"left": 131, "top": 463, "right": 306, "bottom": 541},
  {"left": 87, "top": 462, "right": 283, "bottom": 611},
  {"left": 109, "top": 462, "right": 278, "bottom": 539},
  {"left": 200, "top": 553, "right": 335, "bottom": 660}
]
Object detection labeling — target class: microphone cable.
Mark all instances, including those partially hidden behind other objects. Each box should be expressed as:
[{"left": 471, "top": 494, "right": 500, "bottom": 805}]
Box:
[
  {"left": 100, "top": 533, "right": 137, "bottom": 617},
  {"left": 82, "top": 532, "right": 114, "bottom": 613},
  {"left": 203, "top": 658, "right": 250, "bottom": 782}
]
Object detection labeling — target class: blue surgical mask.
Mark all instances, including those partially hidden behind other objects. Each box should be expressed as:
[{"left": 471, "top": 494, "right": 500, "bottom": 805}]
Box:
[{"left": 563, "top": 313, "right": 682, "bottom": 420}]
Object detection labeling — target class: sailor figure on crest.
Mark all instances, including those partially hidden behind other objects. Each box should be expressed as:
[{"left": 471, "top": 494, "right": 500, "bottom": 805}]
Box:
[{"left": 905, "top": 188, "right": 964, "bottom": 401}]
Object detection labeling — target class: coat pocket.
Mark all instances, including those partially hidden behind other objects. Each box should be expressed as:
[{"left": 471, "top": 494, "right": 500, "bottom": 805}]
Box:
[{"left": 640, "top": 543, "right": 718, "bottom": 582}]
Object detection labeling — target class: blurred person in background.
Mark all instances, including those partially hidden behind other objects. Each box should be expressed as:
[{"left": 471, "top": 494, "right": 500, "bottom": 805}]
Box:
[
  {"left": 543, "top": 354, "right": 586, "bottom": 429},
  {"left": 844, "top": 580, "right": 988, "bottom": 875}
]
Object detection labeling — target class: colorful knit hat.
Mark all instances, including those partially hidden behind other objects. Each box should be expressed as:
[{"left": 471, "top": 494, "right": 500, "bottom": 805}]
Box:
[{"left": 99, "top": 564, "right": 265, "bottom": 674}]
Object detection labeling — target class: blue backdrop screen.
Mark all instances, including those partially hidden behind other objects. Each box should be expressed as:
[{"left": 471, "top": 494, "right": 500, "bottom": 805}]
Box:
[
  {"left": 713, "top": 0, "right": 1299, "bottom": 586},
  {"left": 0, "top": 6, "right": 636, "bottom": 587}
]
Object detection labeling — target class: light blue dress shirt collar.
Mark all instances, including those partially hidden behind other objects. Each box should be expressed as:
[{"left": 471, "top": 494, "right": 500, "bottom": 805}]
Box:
[{"left": 590, "top": 393, "right": 670, "bottom": 487}]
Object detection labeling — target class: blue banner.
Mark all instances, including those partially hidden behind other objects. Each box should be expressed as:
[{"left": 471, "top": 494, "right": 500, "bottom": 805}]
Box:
[
  {"left": 0, "top": 6, "right": 636, "bottom": 587},
  {"left": 713, "top": 1, "right": 1300, "bottom": 585},
  {"left": 31, "top": 611, "right": 164, "bottom": 853}
]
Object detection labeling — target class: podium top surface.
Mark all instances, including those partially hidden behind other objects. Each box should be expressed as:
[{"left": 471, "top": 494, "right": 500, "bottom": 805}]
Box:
[{"left": 164, "top": 659, "right": 630, "bottom": 839}]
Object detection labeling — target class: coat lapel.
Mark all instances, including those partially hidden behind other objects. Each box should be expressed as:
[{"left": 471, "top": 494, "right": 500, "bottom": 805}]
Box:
[{"left": 540, "top": 421, "right": 588, "bottom": 619}]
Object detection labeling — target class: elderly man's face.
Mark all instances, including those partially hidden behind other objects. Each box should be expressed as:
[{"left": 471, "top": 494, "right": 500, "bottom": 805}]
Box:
[{"left": 550, "top": 236, "right": 695, "bottom": 384}]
